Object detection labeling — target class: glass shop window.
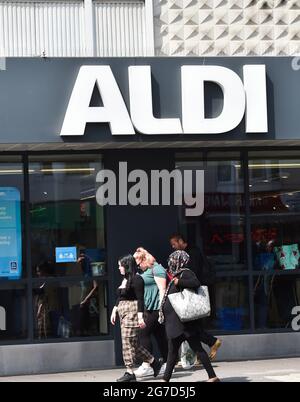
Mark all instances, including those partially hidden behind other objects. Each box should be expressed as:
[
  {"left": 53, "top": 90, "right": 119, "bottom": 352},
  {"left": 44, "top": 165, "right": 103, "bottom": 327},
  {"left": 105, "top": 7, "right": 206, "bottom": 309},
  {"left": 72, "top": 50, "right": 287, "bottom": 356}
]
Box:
[{"left": 29, "top": 155, "right": 106, "bottom": 279}]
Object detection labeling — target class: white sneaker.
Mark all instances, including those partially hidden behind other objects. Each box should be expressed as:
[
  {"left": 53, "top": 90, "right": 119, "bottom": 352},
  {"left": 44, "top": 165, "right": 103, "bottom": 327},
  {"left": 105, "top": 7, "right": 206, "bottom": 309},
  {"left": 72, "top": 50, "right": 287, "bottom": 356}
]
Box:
[{"left": 134, "top": 364, "right": 154, "bottom": 378}]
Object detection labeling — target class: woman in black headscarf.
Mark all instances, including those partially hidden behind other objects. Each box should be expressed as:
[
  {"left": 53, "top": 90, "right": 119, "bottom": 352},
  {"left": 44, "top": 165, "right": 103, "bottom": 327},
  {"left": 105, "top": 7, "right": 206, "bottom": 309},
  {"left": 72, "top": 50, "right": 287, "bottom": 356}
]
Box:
[{"left": 159, "top": 250, "right": 220, "bottom": 383}]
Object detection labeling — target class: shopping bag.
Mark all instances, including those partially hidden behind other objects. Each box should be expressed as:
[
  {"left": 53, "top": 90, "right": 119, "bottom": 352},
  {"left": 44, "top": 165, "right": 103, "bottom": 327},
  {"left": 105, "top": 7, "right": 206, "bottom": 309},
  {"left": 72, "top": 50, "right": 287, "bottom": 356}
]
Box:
[{"left": 180, "top": 341, "right": 196, "bottom": 370}]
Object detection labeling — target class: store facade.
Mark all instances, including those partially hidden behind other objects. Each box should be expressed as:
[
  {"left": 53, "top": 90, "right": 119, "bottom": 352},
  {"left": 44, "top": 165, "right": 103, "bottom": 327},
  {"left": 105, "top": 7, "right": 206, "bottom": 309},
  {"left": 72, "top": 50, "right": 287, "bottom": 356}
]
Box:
[{"left": 1, "top": 57, "right": 300, "bottom": 375}]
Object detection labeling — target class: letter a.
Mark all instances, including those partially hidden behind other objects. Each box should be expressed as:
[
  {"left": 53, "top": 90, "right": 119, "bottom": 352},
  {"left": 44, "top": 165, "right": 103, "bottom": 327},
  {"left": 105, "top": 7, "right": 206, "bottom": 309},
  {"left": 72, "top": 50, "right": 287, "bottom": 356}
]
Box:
[{"left": 61, "top": 66, "right": 135, "bottom": 136}]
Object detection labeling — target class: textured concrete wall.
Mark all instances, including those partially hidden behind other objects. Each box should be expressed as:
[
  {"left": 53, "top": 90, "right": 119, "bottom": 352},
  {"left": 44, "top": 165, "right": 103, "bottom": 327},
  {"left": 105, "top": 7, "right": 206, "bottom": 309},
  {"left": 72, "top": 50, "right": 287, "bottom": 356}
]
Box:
[
  {"left": 0, "top": 340, "right": 115, "bottom": 376},
  {"left": 154, "top": 0, "right": 300, "bottom": 56}
]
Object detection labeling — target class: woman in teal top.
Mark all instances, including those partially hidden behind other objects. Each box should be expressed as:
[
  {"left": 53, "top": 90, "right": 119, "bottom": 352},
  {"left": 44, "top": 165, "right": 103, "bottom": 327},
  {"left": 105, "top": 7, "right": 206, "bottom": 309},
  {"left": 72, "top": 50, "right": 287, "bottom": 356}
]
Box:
[{"left": 133, "top": 248, "right": 168, "bottom": 378}]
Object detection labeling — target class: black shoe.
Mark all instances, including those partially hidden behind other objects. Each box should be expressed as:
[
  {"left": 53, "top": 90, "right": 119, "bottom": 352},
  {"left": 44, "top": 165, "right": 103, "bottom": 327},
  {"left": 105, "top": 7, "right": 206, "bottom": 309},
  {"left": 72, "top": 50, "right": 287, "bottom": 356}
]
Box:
[
  {"left": 150, "top": 359, "right": 163, "bottom": 378},
  {"left": 116, "top": 372, "right": 137, "bottom": 382}
]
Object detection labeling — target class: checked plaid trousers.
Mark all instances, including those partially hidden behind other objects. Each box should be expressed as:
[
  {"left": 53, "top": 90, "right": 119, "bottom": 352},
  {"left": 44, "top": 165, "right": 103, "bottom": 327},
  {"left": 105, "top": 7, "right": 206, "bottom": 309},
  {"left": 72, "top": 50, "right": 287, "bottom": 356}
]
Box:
[{"left": 118, "top": 301, "right": 153, "bottom": 368}]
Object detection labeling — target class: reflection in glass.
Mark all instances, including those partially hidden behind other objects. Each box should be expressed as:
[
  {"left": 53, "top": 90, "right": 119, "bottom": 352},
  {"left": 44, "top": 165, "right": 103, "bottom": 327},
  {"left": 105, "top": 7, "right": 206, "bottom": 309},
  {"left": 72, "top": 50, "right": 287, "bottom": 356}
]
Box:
[
  {"left": 249, "top": 158, "right": 300, "bottom": 330},
  {"left": 33, "top": 281, "right": 109, "bottom": 339},
  {"left": 250, "top": 159, "right": 300, "bottom": 273},
  {"left": 0, "top": 284, "right": 27, "bottom": 340},
  {"left": 254, "top": 274, "right": 300, "bottom": 330},
  {"left": 29, "top": 155, "right": 106, "bottom": 278},
  {"left": 177, "top": 156, "right": 246, "bottom": 272},
  {"left": 204, "top": 276, "right": 250, "bottom": 332}
]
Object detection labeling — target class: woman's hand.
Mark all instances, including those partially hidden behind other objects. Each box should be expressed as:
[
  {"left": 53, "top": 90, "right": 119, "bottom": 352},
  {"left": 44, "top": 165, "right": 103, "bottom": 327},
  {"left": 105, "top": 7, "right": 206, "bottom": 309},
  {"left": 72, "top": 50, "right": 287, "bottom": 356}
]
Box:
[
  {"left": 138, "top": 318, "right": 146, "bottom": 329},
  {"left": 173, "top": 277, "right": 179, "bottom": 286},
  {"left": 111, "top": 307, "right": 118, "bottom": 326},
  {"left": 138, "top": 312, "right": 146, "bottom": 329}
]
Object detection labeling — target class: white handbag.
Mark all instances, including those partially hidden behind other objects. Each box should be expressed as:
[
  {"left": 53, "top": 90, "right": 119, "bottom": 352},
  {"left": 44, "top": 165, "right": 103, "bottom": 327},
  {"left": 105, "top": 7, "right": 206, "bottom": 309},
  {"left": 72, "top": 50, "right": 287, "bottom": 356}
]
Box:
[{"left": 168, "top": 285, "right": 211, "bottom": 323}]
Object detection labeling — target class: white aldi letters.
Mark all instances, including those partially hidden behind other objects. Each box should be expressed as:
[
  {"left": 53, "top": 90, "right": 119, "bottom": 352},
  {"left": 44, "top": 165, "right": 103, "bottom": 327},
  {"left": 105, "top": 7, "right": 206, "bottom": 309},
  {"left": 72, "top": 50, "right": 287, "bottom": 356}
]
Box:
[
  {"left": 61, "top": 66, "right": 135, "bottom": 136},
  {"left": 60, "top": 65, "right": 268, "bottom": 136},
  {"left": 181, "top": 65, "right": 268, "bottom": 134}
]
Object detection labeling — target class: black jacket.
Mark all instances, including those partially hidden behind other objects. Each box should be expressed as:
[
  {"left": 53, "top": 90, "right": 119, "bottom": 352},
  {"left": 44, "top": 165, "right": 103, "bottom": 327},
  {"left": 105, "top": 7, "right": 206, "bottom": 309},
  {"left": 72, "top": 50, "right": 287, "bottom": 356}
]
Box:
[
  {"left": 185, "top": 246, "right": 202, "bottom": 281},
  {"left": 186, "top": 245, "right": 215, "bottom": 285},
  {"left": 116, "top": 275, "right": 145, "bottom": 313},
  {"left": 163, "top": 269, "right": 202, "bottom": 339}
]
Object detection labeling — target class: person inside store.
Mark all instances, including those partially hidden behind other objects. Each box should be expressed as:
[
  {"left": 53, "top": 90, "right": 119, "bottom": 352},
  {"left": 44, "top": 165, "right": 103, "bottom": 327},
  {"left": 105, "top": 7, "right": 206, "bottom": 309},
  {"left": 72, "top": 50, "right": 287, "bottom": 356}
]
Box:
[
  {"left": 110, "top": 255, "right": 162, "bottom": 383},
  {"left": 77, "top": 247, "right": 98, "bottom": 336},
  {"left": 133, "top": 247, "right": 168, "bottom": 378},
  {"left": 253, "top": 239, "right": 276, "bottom": 329},
  {"left": 253, "top": 228, "right": 300, "bottom": 329},
  {"left": 35, "top": 261, "right": 56, "bottom": 339},
  {"left": 169, "top": 233, "right": 222, "bottom": 360},
  {"left": 159, "top": 250, "right": 220, "bottom": 383}
]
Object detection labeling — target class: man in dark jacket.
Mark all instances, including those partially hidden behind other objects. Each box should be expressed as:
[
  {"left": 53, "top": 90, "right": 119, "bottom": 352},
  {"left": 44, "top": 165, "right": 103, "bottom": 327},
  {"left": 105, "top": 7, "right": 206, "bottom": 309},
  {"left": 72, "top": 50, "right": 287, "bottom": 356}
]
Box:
[
  {"left": 169, "top": 233, "right": 222, "bottom": 360},
  {"left": 170, "top": 234, "right": 214, "bottom": 285}
]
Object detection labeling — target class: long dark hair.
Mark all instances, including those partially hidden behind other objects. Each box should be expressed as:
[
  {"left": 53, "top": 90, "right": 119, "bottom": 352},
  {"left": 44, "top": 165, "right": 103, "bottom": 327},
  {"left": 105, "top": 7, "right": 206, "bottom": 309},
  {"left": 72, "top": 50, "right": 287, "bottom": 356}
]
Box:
[{"left": 119, "top": 255, "right": 138, "bottom": 290}]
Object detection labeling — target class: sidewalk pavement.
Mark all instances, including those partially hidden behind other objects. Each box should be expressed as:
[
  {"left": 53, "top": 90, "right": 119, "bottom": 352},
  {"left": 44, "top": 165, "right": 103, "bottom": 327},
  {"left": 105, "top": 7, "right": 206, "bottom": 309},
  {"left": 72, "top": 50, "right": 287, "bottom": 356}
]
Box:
[{"left": 0, "top": 358, "right": 300, "bottom": 382}]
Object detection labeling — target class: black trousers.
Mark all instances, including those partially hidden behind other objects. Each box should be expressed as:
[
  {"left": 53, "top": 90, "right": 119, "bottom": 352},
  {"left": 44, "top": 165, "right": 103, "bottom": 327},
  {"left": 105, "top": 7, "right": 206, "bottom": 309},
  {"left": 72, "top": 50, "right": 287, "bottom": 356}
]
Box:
[
  {"left": 198, "top": 323, "right": 218, "bottom": 348},
  {"left": 139, "top": 310, "right": 168, "bottom": 363},
  {"left": 164, "top": 334, "right": 216, "bottom": 382}
]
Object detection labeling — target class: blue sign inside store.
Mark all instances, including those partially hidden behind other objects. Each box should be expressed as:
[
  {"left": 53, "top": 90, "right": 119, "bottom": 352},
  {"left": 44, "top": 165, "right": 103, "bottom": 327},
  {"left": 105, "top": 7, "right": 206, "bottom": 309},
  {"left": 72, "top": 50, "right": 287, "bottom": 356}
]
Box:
[
  {"left": 0, "top": 188, "right": 22, "bottom": 280},
  {"left": 56, "top": 247, "right": 77, "bottom": 263}
]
